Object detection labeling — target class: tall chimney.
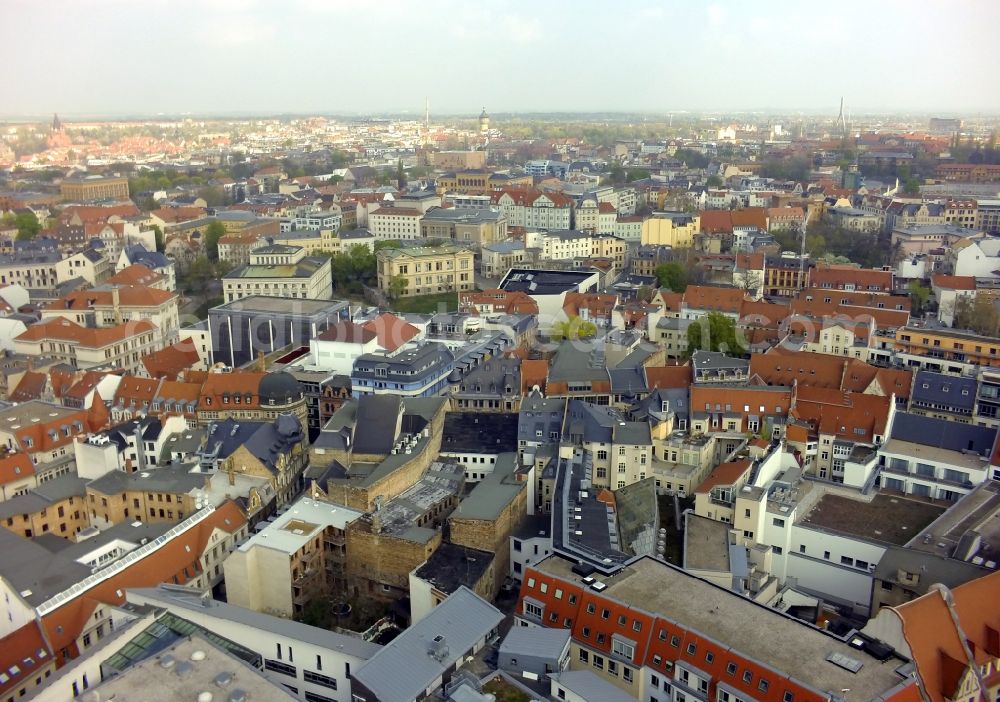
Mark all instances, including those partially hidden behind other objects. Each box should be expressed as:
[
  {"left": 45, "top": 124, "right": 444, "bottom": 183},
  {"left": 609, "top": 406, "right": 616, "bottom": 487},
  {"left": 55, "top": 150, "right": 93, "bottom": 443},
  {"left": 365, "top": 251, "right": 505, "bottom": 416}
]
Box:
[
  {"left": 257, "top": 350, "right": 266, "bottom": 373},
  {"left": 112, "top": 286, "right": 122, "bottom": 325}
]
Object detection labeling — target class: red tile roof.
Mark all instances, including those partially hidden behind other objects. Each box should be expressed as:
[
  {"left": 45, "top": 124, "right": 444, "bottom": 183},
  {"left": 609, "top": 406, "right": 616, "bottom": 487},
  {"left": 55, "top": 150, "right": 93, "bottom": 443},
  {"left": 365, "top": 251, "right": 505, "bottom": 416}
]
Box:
[
  {"left": 894, "top": 571, "right": 1000, "bottom": 702},
  {"left": 317, "top": 321, "right": 377, "bottom": 344},
  {"left": 106, "top": 264, "right": 165, "bottom": 287},
  {"left": 790, "top": 386, "right": 892, "bottom": 442},
  {"left": 695, "top": 459, "right": 752, "bottom": 493},
  {"left": 644, "top": 365, "right": 691, "bottom": 389},
  {"left": 0, "top": 453, "right": 35, "bottom": 486},
  {"left": 0, "top": 621, "right": 53, "bottom": 698},
  {"left": 683, "top": 285, "right": 746, "bottom": 314},
  {"left": 49, "top": 285, "right": 175, "bottom": 310},
  {"left": 10, "top": 371, "right": 47, "bottom": 402},
  {"left": 362, "top": 313, "right": 420, "bottom": 352},
  {"left": 931, "top": 274, "right": 976, "bottom": 291},
  {"left": 142, "top": 338, "right": 202, "bottom": 380},
  {"left": 17, "top": 317, "right": 157, "bottom": 349},
  {"left": 40, "top": 501, "right": 247, "bottom": 663}
]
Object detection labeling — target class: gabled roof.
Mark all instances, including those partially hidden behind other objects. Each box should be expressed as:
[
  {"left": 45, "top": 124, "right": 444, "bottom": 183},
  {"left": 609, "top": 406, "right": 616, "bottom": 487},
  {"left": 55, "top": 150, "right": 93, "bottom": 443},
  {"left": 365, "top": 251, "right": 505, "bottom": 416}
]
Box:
[
  {"left": 893, "top": 571, "right": 1000, "bottom": 702},
  {"left": 16, "top": 317, "right": 157, "bottom": 349},
  {"left": 0, "top": 453, "right": 34, "bottom": 486},
  {"left": 683, "top": 285, "right": 746, "bottom": 313},
  {"left": 10, "top": 370, "right": 47, "bottom": 402},
  {"left": 0, "top": 621, "right": 53, "bottom": 698},
  {"left": 791, "top": 386, "right": 892, "bottom": 442},
  {"left": 142, "top": 338, "right": 202, "bottom": 380},
  {"left": 49, "top": 285, "right": 175, "bottom": 310},
  {"left": 107, "top": 264, "right": 164, "bottom": 287},
  {"left": 694, "top": 459, "right": 752, "bottom": 494},
  {"left": 362, "top": 313, "right": 420, "bottom": 352}
]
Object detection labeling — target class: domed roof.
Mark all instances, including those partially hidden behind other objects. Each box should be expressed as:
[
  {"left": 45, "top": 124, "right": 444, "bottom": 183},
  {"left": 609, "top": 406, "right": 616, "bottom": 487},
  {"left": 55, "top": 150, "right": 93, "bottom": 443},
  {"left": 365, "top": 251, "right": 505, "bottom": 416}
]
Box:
[{"left": 259, "top": 371, "right": 301, "bottom": 404}]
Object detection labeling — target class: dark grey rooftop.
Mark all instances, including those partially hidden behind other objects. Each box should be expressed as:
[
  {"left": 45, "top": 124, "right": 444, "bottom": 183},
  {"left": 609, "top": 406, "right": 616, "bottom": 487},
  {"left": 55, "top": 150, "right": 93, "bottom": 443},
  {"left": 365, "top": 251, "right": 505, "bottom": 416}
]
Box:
[
  {"left": 888, "top": 412, "right": 994, "bottom": 456},
  {"left": 451, "top": 453, "right": 523, "bottom": 522},
  {"left": 413, "top": 542, "right": 494, "bottom": 596},
  {"left": 441, "top": 412, "right": 518, "bottom": 454},
  {"left": 499, "top": 268, "right": 596, "bottom": 295},
  {"left": 910, "top": 370, "right": 977, "bottom": 413}
]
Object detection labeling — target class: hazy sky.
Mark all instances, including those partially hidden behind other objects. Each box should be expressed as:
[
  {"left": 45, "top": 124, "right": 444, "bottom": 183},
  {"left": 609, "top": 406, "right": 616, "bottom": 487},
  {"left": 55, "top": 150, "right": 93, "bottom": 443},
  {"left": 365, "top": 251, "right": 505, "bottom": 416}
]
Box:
[{"left": 4, "top": 0, "right": 999, "bottom": 117}]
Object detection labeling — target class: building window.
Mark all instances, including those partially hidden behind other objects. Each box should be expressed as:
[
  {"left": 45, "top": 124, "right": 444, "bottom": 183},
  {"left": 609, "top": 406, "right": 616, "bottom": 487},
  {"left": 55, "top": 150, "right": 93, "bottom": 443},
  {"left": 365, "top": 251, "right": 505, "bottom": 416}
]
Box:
[
  {"left": 303, "top": 671, "right": 338, "bottom": 690},
  {"left": 264, "top": 659, "right": 297, "bottom": 677},
  {"left": 612, "top": 639, "right": 635, "bottom": 661}
]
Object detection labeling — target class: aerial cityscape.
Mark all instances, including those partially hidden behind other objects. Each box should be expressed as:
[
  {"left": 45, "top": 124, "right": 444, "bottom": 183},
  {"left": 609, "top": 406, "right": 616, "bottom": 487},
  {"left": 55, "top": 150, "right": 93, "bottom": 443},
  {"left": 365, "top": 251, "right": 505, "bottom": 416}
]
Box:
[{"left": 1, "top": 2, "right": 1000, "bottom": 702}]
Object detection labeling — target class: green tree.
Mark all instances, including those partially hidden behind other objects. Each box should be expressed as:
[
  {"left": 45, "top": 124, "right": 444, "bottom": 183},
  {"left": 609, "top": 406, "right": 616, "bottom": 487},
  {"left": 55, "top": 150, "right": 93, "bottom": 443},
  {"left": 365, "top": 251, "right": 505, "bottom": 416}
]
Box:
[
  {"left": 151, "top": 225, "right": 165, "bottom": 253},
  {"left": 706, "top": 175, "right": 723, "bottom": 188},
  {"left": 902, "top": 177, "right": 922, "bottom": 196},
  {"left": 387, "top": 275, "right": 408, "bottom": 299},
  {"left": 203, "top": 221, "right": 227, "bottom": 262},
  {"left": 184, "top": 256, "right": 216, "bottom": 294},
  {"left": 951, "top": 295, "right": 1000, "bottom": 337},
  {"left": 607, "top": 164, "right": 626, "bottom": 185},
  {"left": 907, "top": 281, "right": 930, "bottom": 316},
  {"left": 396, "top": 159, "right": 407, "bottom": 190},
  {"left": 626, "top": 169, "right": 650, "bottom": 183},
  {"left": 551, "top": 316, "right": 598, "bottom": 341},
  {"left": 655, "top": 262, "right": 688, "bottom": 292},
  {"left": 197, "top": 186, "right": 227, "bottom": 207},
  {"left": 14, "top": 211, "right": 40, "bottom": 240},
  {"left": 687, "top": 312, "right": 745, "bottom": 356}
]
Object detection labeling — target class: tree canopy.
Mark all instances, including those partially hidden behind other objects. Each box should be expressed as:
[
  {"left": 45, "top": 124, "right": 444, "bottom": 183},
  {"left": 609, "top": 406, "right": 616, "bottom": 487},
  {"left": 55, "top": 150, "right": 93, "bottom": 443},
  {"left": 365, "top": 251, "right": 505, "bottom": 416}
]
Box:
[
  {"left": 551, "top": 316, "right": 598, "bottom": 341},
  {"left": 203, "top": 221, "right": 227, "bottom": 262},
  {"left": 687, "top": 312, "right": 745, "bottom": 356},
  {"left": 655, "top": 262, "right": 688, "bottom": 293},
  {"left": 13, "top": 211, "right": 40, "bottom": 241}
]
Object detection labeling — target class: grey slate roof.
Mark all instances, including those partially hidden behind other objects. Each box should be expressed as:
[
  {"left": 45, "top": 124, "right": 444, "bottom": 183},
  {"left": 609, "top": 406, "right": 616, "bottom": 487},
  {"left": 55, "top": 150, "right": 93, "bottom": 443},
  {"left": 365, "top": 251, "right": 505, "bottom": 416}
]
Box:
[
  {"left": 910, "top": 370, "right": 976, "bottom": 414},
  {"left": 353, "top": 395, "right": 403, "bottom": 454},
  {"left": 450, "top": 453, "right": 523, "bottom": 521},
  {"left": 499, "top": 626, "right": 570, "bottom": 659},
  {"left": 889, "top": 412, "right": 995, "bottom": 456},
  {"left": 352, "top": 587, "right": 503, "bottom": 702},
  {"left": 441, "top": 412, "right": 518, "bottom": 453},
  {"left": 413, "top": 542, "right": 494, "bottom": 595},
  {"left": 873, "top": 545, "right": 987, "bottom": 596},
  {"left": 548, "top": 671, "right": 636, "bottom": 702}
]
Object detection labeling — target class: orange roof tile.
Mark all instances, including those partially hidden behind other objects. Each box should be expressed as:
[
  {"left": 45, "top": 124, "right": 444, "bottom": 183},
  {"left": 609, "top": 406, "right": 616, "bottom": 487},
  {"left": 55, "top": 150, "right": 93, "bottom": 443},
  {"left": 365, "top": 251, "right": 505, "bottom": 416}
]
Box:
[
  {"left": 695, "top": 459, "right": 751, "bottom": 493},
  {"left": 198, "top": 371, "right": 266, "bottom": 411},
  {"left": 0, "top": 453, "right": 35, "bottom": 486},
  {"left": 0, "top": 621, "right": 52, "bottom": 698},
  {"left": 10, "top": 371, "right": 47, "bottom": 402},
  {"left": 142, "top": 338, "right": 202, "bottom": 380},
  {"left": 894, "top": 571, "right": 1000, "bottom": 702},
  {"left": 17, "top": 317, "right": 157, "bottom": 349},
  {"left": 683, "top": 285, "right": 746, "bottom": 314},
  {"left": 931, "top": 274, "right": 976, "bottom": 291},
  {"left": 49, "top": 285, "right": 175, "bottom": 310},
  {"left": 106, "top": 264, "right": 165, "bottom": 287},
  {"left": 520, "top": 359, "right": 549, "bottom": 394},
  {"left": 40, "top": 501, "right": 247, "bottom": 663},
  {"left": 362, "top": 313, "right": 420, "bottom": 352},
  {"left": 644, "top": 365, "right": 691, "bottom": 389}
]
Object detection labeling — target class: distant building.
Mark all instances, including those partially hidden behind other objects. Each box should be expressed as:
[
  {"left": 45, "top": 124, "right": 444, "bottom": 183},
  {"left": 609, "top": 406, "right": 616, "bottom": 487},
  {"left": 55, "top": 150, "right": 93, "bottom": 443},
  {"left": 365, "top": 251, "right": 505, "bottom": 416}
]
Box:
[
  {"left": 59, "top": 175, "right": 130, "bottom": 202},
  {"left": 376, "top": 242, "right": 475, "bottom": 298},
  {"left": 222, "top": 245, "right": 333, "bottom": 303},
  {"left": 208, "top": 295, "right": 350, "bottom": 369}
]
